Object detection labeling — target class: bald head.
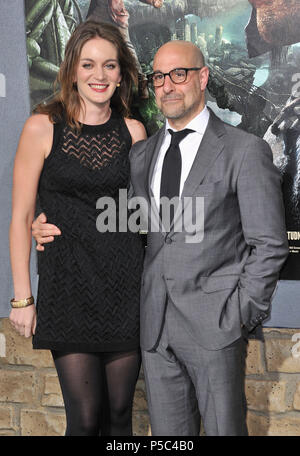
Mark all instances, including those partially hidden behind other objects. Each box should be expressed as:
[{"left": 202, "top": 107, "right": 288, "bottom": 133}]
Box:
[{"left": 154, "top": 40, "right": 205, "bottom": 69}]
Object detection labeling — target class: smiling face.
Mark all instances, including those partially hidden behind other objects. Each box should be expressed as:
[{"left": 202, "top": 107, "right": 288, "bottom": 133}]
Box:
[
  {"left": 74, "top": 37, "right": 122, "bottom": 111},
  {"left": 153, "top": 41, "right": 209, "bottom": 129}
]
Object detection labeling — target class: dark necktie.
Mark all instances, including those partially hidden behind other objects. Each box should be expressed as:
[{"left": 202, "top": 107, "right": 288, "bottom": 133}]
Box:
[{"left": 160, "top": 128, "right": 194, "bottom": 224}]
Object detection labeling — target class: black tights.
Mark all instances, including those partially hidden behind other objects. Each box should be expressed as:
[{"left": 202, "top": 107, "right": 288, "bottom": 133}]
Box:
[{"left": 51, "top": 350, "right": 141, "bottom": 436}]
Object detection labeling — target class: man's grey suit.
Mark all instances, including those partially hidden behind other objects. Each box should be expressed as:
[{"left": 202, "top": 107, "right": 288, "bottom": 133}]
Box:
[{"left": 129, "top": 108, "right": 289, "bottom": 435}]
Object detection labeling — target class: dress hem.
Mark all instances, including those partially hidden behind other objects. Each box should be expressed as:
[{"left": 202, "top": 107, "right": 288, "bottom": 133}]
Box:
[{"left": 32, "top": 337, "right": 140, "bottom": 353}]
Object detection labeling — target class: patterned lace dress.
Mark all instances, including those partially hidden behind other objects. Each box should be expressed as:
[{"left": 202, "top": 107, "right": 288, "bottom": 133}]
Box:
[{"left": 33, "top": 110, "right": 144, "bottom": 352}]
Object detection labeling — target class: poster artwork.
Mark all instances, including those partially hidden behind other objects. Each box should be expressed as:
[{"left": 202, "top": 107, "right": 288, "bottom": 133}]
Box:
[{"left": 25, "top": 0, "right": 300, "bottom": 279}]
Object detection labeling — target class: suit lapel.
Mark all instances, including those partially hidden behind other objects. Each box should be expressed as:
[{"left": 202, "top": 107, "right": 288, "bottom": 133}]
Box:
[
  {"left": 144, "top": 126, "right": 165, "bottom": 234},
  {"left": 146, "top": 126, "right": 165, "bottom": 199},
  {"left": 181, "top": 109, "right": 226, "bottom": 199},
  {"left": 172, "top": 109, "right": 226, "bottom": 231}
]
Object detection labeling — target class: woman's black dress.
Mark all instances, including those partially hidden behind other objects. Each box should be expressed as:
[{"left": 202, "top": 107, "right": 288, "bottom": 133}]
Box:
[{"left": 33, "top": 110, "right": 144, "bottom": 352}]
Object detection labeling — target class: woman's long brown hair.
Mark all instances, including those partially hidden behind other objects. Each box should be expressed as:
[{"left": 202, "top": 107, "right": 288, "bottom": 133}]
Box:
[{"left": 35, "top": 21, "right": 138, "bottom": 130}]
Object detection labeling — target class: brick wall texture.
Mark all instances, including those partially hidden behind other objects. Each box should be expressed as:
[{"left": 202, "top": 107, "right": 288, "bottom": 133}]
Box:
[{"left": 1, "top": 318, "right": 300, "bottom": 436}]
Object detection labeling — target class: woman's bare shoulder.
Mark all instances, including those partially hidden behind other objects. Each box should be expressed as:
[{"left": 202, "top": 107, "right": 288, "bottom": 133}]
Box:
[
  {"left": 20, "top": 114, "right": 53, "bottom": 159},
  {"left": 124, "top": 117, "right": 147, "bottom": 144},
  {"left": 23, "top": 113, "right": 53, "bottom": 134}
]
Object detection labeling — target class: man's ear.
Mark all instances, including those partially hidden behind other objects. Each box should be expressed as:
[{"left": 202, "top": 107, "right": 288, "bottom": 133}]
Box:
[{"left": 199, "top": 66, "right": 209, "bottom": 92}]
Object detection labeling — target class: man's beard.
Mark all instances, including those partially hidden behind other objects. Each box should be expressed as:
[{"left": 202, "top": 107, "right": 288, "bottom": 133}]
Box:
[{"left": 160, "top": 98, "right": 199, "bottom": 121}]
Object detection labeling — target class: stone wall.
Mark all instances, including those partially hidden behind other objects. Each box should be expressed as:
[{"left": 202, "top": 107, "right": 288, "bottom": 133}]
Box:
[
  {"left": 246, "top": 328, "right": 300, "bottom": 435},
  {"left": 1, "top": 318, "right": 300, "bottom": 436},
  {"left": 0, "top": 319, "right": 149, "bottom": 436}
]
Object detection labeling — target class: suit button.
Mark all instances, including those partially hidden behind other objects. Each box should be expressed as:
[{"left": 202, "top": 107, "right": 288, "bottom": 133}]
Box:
[{"left": 165, "top": 238, "right": 172, "bottom": 244}]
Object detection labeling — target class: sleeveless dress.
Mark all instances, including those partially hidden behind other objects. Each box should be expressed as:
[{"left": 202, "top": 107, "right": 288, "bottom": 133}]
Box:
[{"left": 32, "top": 110, "right": 145, "bottom": 352}]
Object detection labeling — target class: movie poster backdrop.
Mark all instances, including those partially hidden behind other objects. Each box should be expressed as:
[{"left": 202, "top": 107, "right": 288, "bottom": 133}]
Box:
[{"left": 2, "top": 0, "right": 300, "bottom": 324}]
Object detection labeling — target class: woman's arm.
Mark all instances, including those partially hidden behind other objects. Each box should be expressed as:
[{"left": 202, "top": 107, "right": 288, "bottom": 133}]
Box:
[{"left": 9, "top": 114, "right": 52, "bottom": 337}]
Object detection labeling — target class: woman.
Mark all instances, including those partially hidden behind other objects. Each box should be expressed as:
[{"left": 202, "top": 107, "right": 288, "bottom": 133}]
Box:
[{"left": 9, "top": 20, "right": 146, "bottom": 436}]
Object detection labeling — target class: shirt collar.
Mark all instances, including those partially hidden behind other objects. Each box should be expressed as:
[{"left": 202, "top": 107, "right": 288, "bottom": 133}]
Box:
[{"left": 165, "top": 105, "right": 210, "bottom": 136}]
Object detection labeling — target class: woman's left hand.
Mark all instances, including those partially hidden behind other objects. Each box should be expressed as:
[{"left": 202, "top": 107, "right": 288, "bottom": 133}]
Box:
[{"left": 9, "top": 305, "right": 37, "bottom": 338}]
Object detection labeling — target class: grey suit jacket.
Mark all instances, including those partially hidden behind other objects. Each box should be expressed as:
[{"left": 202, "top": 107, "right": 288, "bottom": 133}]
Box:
[{"left": 129, "top": 109, "right": 289, "bottom": 351}]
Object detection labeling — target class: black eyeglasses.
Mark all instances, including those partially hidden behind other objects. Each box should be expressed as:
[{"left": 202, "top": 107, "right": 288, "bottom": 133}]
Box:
[{"left": 147, "top": 67, "right": 202, "bottom": 87}]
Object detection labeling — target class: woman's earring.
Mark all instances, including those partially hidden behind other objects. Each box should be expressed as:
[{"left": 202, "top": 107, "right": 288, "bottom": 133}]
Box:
[{"left": 116, "top": 83, "right": 120, "bottom": 87}]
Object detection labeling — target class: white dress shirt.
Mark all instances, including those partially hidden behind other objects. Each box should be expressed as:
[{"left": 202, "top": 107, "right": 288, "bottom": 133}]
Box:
[{"left": 151, "top": 106, "right": 210, "bottom": 209}]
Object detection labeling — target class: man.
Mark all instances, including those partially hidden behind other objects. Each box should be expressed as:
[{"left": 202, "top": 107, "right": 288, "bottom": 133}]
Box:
[
  {"left": 33, "top": 41, "right": 288, "bottom": 435},
  {"left": 128, "top": 40, "right": 288, "bottom": 435}
]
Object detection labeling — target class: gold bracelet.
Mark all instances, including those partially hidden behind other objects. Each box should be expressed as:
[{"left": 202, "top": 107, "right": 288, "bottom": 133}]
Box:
[{"left": 10, "top": 296, "right": 34, "bottom": 308}]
